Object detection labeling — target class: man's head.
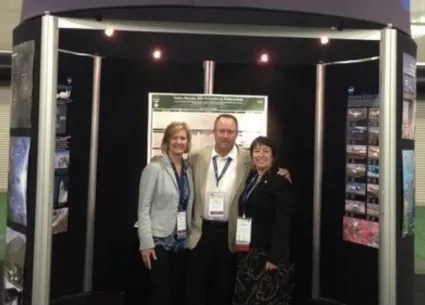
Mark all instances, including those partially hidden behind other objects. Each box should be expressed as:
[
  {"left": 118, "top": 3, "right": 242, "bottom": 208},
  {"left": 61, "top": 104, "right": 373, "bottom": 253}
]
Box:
[{"left": 213, "top": 114, "right": 238, "bottom": 154}]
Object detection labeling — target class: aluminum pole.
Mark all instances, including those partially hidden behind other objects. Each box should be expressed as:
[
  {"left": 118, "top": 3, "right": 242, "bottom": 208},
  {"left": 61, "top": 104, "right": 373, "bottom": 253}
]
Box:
[
  {"left": 32, "top": 14, "right": 59, "bottom": 305},
  {"left": 312, "top": 63, "right": 325, "bottom": 298},
  {"left": 378, "top": 27, "right": 397, "bottom": 305},
  {"left": 83, "top": 56, "right": 102, "bottom": 292},
  {"left": 203, "top": 61, "right": 215, "bottom": 94}
]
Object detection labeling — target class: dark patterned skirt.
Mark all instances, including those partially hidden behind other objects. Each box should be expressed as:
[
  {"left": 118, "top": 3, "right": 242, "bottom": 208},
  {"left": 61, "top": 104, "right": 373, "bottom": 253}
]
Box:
[{"left": 233, "top": 248, "right": 294, "bottom": 305}]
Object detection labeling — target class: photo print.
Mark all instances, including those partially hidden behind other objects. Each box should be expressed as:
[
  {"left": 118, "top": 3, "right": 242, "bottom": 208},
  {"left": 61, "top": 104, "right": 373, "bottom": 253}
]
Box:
[
  {"left": 346, "top": 163, "right": 366, "bottom": 178},
  {"left": 55, "top": 150, "right": 70, "bottom": 169},
  {"left": 3, "top": 227, "right": 26, "bottom": 305},
  {"left": 56, "top": 103, "right": 67, "bottom": 135},
  {"left": 368, "top": 145, "right": 379, "bottom": 160},
  {"left": 54, "top": 169, "right": 69, "bottom": 208},
  {"left": 345, "top": 181, "right": 366, "bottom": 196},
  {"left": 52, "top": 207, "right": 69, "bottom": 234},
  {"left": 366, "top": 203, "right": 380, "bottom": 219},
  {"left": 345, "top": 200, "right": 366, "bottom": 215},
  {"left": 367, "top": 183, "right": 379, "bottom": 199},
  {"left": 367, "top": 165, "right": 379, "bottom": 179},
  {"left": 343, "top": 216, "right": 379, "bottom": 249},
  {"left": 7, "top": 137, "right": 31, "bottom": 227},
  {"left": 401, "top": 53, "right": 416, "bottom": 140},
  {"left": 347, "top": 108, "right": 367, "bottom": 123},
  {"left": 346, "top": 145, "right": 367, "bottom": 159},
  {"left": 402, "top": 150, "right": 415, "bottom": 237}
]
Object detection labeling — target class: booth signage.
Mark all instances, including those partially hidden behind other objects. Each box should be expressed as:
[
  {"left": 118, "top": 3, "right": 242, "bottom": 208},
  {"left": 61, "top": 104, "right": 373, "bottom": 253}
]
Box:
[{"left": 21, "top": 0, "right": 410, "bottom": 34}]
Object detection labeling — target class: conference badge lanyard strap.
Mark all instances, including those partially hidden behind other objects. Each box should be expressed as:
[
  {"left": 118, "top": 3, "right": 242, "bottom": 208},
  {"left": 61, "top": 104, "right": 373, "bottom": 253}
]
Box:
[
  {"left": 236, "top": 176, "right": 261, "bottom": 252},
  {"left": 170, "top": 160, "right": 189, "bottom": 239},
  {"left": 207, "top": 156, "right": 232, "bottom": 219}
]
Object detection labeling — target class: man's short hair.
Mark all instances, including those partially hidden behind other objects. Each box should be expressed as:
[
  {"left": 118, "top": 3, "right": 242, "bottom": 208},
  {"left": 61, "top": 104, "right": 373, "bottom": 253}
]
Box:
[{"left": 213, "top": 114, "right": 239, "bottom": 130}]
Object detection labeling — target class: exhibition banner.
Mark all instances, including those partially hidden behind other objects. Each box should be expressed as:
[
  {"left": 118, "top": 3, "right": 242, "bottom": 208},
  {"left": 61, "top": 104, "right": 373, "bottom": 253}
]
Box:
[
  {"left": 402, "top": 150, "right": 415, "bottom": 237},
  {"left": 148, "top": 93, "right": 268, "bottom": 161},
  {"left": 4, "top": 41, "right": 35, "bottom": 305},
  {"left": 343, "top": 93, "right": 380, "bottom": 249},
  {"left": 21, "top": 0, "right": 410, "bottom": 34}
]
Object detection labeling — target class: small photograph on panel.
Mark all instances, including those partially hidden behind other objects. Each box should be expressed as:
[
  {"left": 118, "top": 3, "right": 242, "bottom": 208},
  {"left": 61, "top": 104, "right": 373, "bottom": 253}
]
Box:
[
  {"left": 52, "top": 207, "right": 69, "bottom": 234},
  {"left": 54, "top": 170, "right": 69, "bottom": 207},
  {"left": 345, "top": 200, "right": 366, "bottom": 215},
  {"left": 54, "top": 150, "right": 70, "bottom": 169},
  {"left": 368, "top": 127, "right": 379, "bottom": 141},
  {"left": 346, "top": 125, "right": 368, "bottom": 141},
  {"left": 56, "top": 103, "right": 67, "bottom": 135},
  {"left": 368, "top": 145, "right": 380, "bottom": 160},
  {"left": 343, "top": 216, "right": 379, "bottom": 248},
  {"left": 346, "top": 145, "right": 367, "bottom": 159},
  {"left": 367, "top": 165, "right": 379, "bottom": 179},
  {"left": 367, "top": 183, "right": 379, "bottom": 198},
  {"left": 345, "top": 181, "right": 366, "bottom": 196},
  {"left": 4, "top": 227, "right": 26, "bottom": 293},
  {"left": 346, "top": 163, "right": 366, "bottom": 178},
  {"left": 366, "top": 203, "right": 380, "bottom": 219},
  {"left": 347, "top": 108, "right": 367, "bottom": 123},
  {"left": 368, "top": 108, "right": 380, "bottom": 125}
]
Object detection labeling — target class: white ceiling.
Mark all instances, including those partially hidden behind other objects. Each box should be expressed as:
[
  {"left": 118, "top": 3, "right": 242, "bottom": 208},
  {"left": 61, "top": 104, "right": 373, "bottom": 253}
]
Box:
[{"left": 0, "top": 0, "right": 424, "bottom": 61}]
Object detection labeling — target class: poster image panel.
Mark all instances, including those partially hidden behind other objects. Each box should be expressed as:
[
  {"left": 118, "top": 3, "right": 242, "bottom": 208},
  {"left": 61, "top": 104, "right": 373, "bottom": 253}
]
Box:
[
  {"left": 7, "top": 137, "right": 31, "bottom": 227},
  {"left": 401, "top": 53, "right": 416, "bottom": 140},
  {"left": 343, "top": 216, "right": 379, "bottom": 248},
  {"left": 148, "top": 93, "right": 268, "bottom": 162},
  {"left": 3, "top": 227, "right": 26, "bottom": 305},
  {"left": 402, "top": 150, "right": 415, "bottom": 237},
  {"left": 10, "top": 40, "right": 35, "bottom": 129},
  {"left": 52, "top": 207, "right": 69, "bottom": 234}
]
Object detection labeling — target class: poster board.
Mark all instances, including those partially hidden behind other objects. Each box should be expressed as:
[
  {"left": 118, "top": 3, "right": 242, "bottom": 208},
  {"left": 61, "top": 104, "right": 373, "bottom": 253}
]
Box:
[
  {"left": 343, "top": 93, "right": 380, "bottom": 249},
  {"left": 147, "top": 93, "right": 268, "bottom": 162},
  {"left": 402, "top": 150, "right": 415, "bottom": 237}
]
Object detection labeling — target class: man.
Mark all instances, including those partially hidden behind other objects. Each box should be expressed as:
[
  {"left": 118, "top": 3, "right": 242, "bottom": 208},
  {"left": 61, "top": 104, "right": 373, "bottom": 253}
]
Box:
[{"left": 184, "top": 114, "right": 290, "bottom": 305}]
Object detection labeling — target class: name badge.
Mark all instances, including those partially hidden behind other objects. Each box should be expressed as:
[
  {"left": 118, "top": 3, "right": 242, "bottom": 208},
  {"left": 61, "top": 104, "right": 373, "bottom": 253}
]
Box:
[
  {"left": 235, "top": 217, "right": 252, "bottom": 252},
  {"left": 208, "top": 192, "right": 225, "bottom": 219},
  {"left": 176, "top": 211, "right": 187, "bottom": 239}
]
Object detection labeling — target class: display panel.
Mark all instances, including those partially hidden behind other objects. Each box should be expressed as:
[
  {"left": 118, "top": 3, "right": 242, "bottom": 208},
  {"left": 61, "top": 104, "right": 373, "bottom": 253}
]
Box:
[
  {"left": 343, "top": 94, "right": 380, "bottom": 248},
  {"left": 10, "top": 40, "right": 35, "bottom": 129},
  {"left": 402, "top": 150, "right": 415, "bottom": 237},
  {"left": 147, "top": 93, "right": 268, "bottom": 162},
  {"left": 401, "top": 53, "right": 417, "bottom": 140}
]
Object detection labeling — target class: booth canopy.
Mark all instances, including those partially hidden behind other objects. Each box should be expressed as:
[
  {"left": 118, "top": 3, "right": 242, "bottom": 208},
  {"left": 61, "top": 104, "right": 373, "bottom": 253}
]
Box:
[{"left": 22, "top": 0, "right": 410, "bottom": 34}]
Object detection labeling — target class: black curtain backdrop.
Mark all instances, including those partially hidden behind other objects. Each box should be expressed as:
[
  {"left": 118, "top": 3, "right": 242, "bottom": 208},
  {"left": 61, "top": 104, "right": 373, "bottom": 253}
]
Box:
[{"left": 320, "top": 60, "right": 379, "bottom": 305}]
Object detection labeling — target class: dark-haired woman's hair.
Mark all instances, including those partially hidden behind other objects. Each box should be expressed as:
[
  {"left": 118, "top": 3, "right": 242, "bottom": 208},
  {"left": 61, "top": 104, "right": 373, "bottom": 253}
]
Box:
[{"left": 249, "top": 136, "right": 277, "bottom": 157}]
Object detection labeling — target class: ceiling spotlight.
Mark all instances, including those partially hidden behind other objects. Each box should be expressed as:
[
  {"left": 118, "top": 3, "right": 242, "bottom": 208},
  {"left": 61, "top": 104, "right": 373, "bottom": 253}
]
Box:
[
  {"left": 152, "top": 49, "right": 162, "bottom": 60},
  {"left": 259, "top": 52, "right": 269, "bottom": 64},
  {"left": 104, "top": 28, "right": 114, "bottom": 37},
  {"left": 320, "top": 36, "right": 329, "bottom": 45}
]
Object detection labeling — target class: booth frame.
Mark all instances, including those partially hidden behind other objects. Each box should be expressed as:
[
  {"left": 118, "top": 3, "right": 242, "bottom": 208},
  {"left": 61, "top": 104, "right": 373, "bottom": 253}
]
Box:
[{"left": 34, "top": 14, "right": 398, "bottom": 305}]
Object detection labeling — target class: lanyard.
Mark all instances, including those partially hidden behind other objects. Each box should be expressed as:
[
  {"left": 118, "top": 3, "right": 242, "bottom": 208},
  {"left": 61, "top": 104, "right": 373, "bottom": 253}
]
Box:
[
  {"left": 170, "top": 160, "right": 189, "bottom": 209},
  {"left": 212, "top": 156, "right": 232, "bottom": 186},
  {"left": 240, "top": 175, "right": 261, "bottom": 215}
]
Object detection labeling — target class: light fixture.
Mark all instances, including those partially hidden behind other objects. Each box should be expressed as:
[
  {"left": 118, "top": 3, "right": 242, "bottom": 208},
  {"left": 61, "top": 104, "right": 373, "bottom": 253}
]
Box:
[
  {"left": 104, "top": 28, "right": 114, "bottom": 37},
  {"left": 152, "top": 48, "right": 162, "bottom": 60},
  {"left": 258, "top": 52, "right": 269, "bottom": 64},
  {"left": 320, "top": 36, "right": 329, "bottom": 45}
]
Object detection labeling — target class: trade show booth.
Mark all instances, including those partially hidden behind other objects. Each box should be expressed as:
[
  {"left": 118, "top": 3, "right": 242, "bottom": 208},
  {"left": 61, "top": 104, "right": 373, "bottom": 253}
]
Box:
[{"left": 4, "top": 2, "right": 417, "bottom": 305}]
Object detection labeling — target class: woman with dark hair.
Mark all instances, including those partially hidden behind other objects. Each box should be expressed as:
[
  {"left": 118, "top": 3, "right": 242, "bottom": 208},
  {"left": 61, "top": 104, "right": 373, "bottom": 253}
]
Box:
[{"left": 233, "top": 136, "right": 294, "bottom": 305}]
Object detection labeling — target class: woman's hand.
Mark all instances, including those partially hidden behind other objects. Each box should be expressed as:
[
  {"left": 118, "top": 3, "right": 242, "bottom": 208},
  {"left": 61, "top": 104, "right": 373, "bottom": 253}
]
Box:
[
  {"left": 141, "top": 248, "right": 157, "bottom": 269},
  {"left": 265, "top": 261, "right": 278, "bottom": 271}
]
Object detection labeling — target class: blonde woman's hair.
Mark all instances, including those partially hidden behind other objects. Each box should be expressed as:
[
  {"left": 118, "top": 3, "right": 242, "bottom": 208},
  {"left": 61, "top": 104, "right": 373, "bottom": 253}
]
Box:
[{"left": 161, "top": 121, "right": 192, "bottom": 153}]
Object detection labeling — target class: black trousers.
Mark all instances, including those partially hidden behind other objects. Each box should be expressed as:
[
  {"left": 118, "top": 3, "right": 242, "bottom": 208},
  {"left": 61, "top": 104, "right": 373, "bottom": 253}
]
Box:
[
  {"left": 149, "top": 247, "right": 188, "bottom": 305},
  {"left": 185, "top": 221, "right": 237, "bottom": 305}
]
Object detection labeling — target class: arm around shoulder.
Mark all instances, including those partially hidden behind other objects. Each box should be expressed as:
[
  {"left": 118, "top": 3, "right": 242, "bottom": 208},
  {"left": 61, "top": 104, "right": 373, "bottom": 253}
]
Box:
[{"left": 138, "top": 162, "right": 161, "bottom": 250}]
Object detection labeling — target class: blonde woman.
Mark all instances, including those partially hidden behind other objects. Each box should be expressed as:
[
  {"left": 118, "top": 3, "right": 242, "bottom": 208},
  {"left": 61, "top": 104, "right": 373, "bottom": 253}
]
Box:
[{"left": 138, "top": 122, "right": 194, "bottom": 305}]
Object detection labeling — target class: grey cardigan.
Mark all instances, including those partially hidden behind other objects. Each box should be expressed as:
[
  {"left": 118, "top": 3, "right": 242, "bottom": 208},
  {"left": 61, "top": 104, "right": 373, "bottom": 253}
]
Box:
[{"left": 137, "top": 155, "right": 194, "bottom": 250}]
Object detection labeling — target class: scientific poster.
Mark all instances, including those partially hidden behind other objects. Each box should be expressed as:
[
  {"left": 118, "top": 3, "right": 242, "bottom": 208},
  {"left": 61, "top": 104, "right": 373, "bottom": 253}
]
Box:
[
  {"left": 343, "top": 93, "right": 380, "bottom": 248},
  {"left": 402, "top": 150, "right": 415, "bottom": 237},
  {"left": 401, "top": 53, "right": 416, "bottom": 140},
  {"left": 148, "top": 93, "right": 268, "bottom": 161},
  {"left": 7, "top": 137, "right": 31, "bottom": 227},
  {"left": 3, "top": 227, "right": 26, "bottom": 305},
  {"left": 10, "top": 40, "right": 35, "bottom": 129}
]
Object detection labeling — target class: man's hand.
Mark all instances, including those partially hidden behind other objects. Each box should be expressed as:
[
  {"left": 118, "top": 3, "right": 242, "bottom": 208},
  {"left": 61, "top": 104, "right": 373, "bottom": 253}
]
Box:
[
  {"left": 265, "top": 261, "right": 278, "bottom": 271},
  {"left": 277, "top": 168, "right": 292, "bottom": 183},
  {"left": 141, "top": 248, "right": 157, "bottom": 269},
  {"left": 150, "top": 155, "right": 162, "bottom": 162}
]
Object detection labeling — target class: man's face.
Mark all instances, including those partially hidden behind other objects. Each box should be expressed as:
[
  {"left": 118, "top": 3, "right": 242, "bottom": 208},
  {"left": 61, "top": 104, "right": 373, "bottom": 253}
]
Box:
[{"left": 213, "top": 117, "right": 238, "bottom": 152}]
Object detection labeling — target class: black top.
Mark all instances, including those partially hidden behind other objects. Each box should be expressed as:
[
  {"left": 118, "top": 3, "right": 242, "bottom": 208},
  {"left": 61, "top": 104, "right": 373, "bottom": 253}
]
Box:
[{"left": 239, "top": 169, "right": 293, "bottom": 264}]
